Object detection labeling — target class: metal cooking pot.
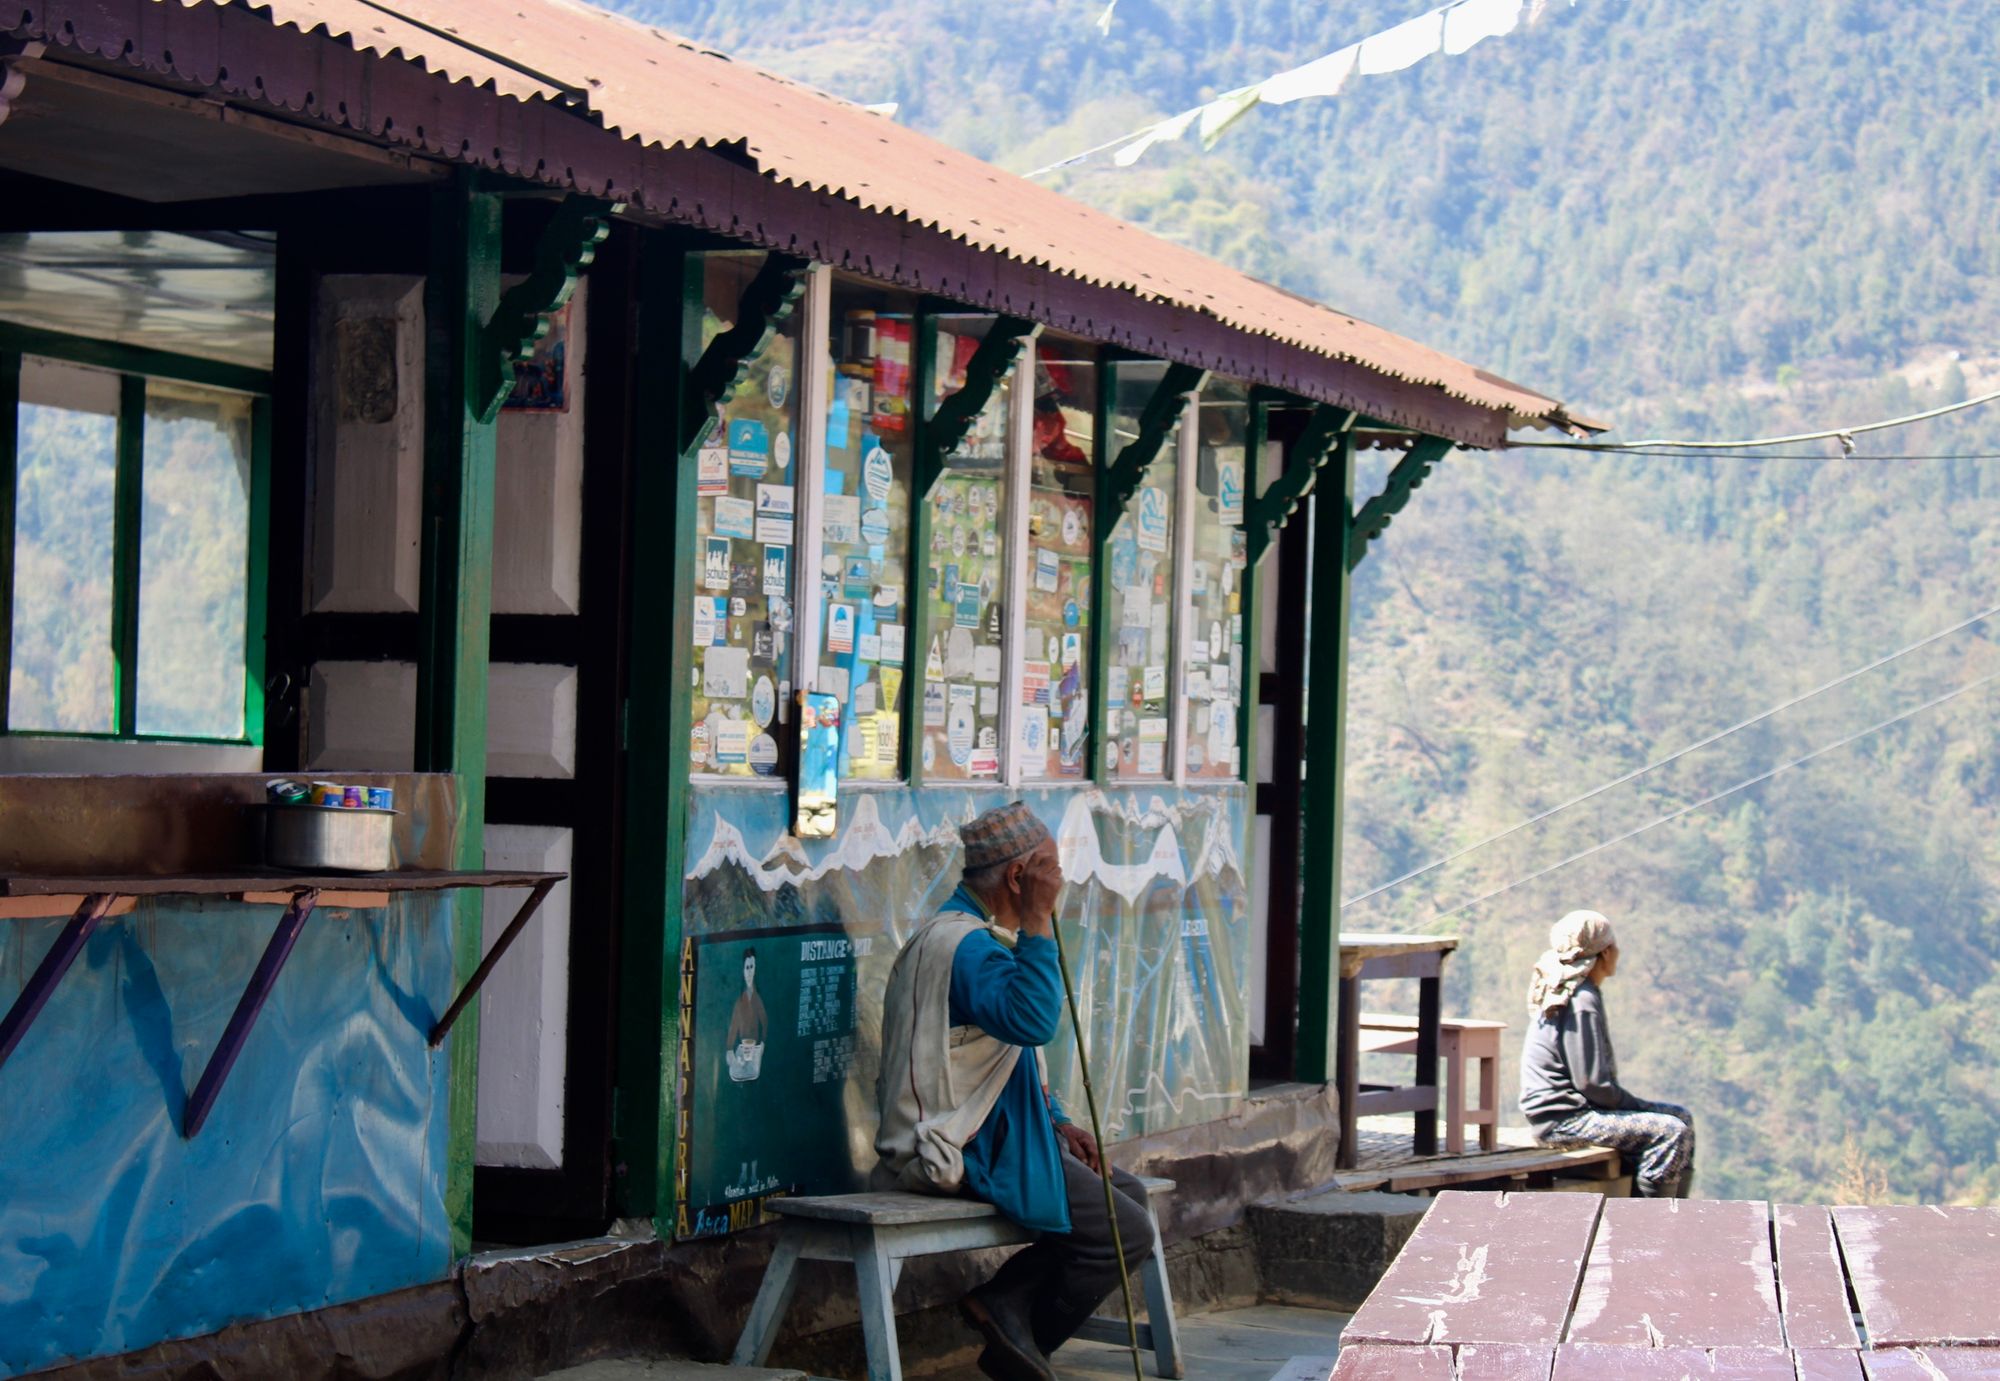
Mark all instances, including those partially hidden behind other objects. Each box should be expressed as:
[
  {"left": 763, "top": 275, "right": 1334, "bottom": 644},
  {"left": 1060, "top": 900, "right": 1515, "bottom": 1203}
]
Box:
[{"left": 265, "top": 804, "right": 396, "bottom": 872}]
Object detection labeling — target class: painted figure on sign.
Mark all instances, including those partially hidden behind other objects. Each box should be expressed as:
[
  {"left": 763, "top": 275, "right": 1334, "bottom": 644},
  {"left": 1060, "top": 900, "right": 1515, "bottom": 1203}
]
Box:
[
  {"left": 873, "top": 803, "right": 1155, "bottom": 1381},
  {"left": 1518, "top": 910, "right": 1696, "bottom": 1198},
  {"left": 725, "top": 948, "right": 768, "bottom": 1083}
]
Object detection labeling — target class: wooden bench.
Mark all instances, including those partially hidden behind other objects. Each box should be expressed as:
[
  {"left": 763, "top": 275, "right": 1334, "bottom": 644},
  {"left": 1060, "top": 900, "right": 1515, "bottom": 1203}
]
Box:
[
  {"left": 1359, "top": 1013, "right": 1507, "bottom": 1155},
  {"left": 730, "top": 1176, "right": 1184, "bottom": 1381}
]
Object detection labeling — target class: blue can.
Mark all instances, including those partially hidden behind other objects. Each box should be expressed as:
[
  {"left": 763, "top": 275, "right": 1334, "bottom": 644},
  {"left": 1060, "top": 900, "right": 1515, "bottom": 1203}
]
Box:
[{"left": 367, "top": 787, "right": 395, "bottom": 811}]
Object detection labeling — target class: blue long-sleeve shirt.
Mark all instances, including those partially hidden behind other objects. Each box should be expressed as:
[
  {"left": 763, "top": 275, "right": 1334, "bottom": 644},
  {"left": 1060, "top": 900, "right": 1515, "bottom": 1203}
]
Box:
[{"left": 940, "top": 885, "right": 1073, "bottom": 1233}]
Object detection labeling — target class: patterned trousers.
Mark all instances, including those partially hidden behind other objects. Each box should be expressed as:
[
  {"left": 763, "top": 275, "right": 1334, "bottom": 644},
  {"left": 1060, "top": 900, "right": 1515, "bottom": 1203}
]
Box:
[{"left": 1538, "top": 1093, "right": 1696, "bottom": 1198}]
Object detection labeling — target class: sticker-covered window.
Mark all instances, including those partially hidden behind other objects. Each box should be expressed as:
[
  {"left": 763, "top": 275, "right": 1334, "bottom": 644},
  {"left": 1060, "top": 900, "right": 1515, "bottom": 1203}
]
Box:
[
  {"left": 689, "top": 254, "right": 801, "bottom": 781},
  {"left": 1102, "top": 363, "right": 1183, "bottom": 783},
  {"left": 821, "top": 282, "right": 916, "bottom": 780},
  {"left": 1186, "top": 381, "right": 1249, "bottom": 780},
  {"left": 1021, "top": 339, "right": 1096, "bottom": 780},
  {"left": 919, "top": 315, "right": 1015, "bottom": 782}
]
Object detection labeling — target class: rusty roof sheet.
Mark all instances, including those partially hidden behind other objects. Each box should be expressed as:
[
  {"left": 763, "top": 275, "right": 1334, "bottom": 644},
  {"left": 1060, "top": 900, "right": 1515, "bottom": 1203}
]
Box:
[{"left": 207, "top": 0, "right": 1586, "bottom": 433}]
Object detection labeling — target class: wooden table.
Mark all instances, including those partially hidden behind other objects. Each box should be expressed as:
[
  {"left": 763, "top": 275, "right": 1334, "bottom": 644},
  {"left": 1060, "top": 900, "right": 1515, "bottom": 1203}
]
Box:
[
  {"left": 1332, "top": 1191, "right": 2000, "bottom": 1379},
  {"left": 1336, "top": 932, "right": 1459, "bottom": 1169},
  {"left": 0, "top": 868, "right": 563, "bottom": 1135}
]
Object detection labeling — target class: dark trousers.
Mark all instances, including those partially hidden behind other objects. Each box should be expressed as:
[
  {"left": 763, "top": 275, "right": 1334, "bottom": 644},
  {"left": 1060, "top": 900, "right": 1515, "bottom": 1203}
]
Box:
[{"left": 982, "top": 1150, "right": 1157, "bottom": 1354}]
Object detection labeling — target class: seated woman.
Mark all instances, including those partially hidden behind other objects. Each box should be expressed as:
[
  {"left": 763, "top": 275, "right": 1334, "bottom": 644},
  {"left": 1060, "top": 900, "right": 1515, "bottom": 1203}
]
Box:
[{"left": 1518, "top": 910, "right": 1695, "bottom": 1198}]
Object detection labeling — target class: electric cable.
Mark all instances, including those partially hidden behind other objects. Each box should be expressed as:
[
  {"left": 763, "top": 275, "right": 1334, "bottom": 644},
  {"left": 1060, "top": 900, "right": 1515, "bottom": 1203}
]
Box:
[
  {"left": 1510, "top": 386, "right": 2000, "bottom": 453},
  {"left": 1500, "top": 451, "right": 2000, "bottom": 462},
  {"left": 1047, "top": 908, "right": 1144, "bottom": 1381},
  {"left": 1342, "top": 599, "right": 2000, "bottom": 908},
  {"left": 1421, "top": 669, "right": 2000, "bottom": 922}
]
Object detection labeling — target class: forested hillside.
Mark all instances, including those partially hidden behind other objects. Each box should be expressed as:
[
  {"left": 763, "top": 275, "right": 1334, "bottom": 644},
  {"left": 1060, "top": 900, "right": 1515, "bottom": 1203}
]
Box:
[{"left": 623, "top": 0, "right": 2000, "bottom": 1204}]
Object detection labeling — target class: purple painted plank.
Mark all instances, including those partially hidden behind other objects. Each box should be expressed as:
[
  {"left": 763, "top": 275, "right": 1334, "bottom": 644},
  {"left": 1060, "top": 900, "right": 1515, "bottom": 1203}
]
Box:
[
  {"left": 1330, "top": 1343, "right": 1454, "bottom": 1380},
  {"left": 1834, "top": 1206, "right": 2000, "bottom": 1347},
  {"left": 1567, "top": 1199, "right": 1784, "bottom": 1348},
  {"left": 183, "top": 890, "right": 319, "bottom": 1138},
  {"left": 1456, "top": 1343, "right": 1556, "bottom": 1380},
  {"left": 1775, "top": 1206, "right": 1861, "bottom": 1348},
  {"left": 1862, "top": 1350, "right": 2000, "bottom": 1380},
  {"left": 1343, "top": 1191, "right": 1604, "bottom": 1346},
  {"left": 1792, "top": 1351, "right": 1866, "bottom": 1381},
  {"left": 1552, "top": 1346, "right": 1797, "bottom": 1378},
  {"left": 1710, "top": 1349, "right": 1814, "bottom": 1380},
  {"left": 0, "top": 893, "right": 113, "bottom": 1070}
]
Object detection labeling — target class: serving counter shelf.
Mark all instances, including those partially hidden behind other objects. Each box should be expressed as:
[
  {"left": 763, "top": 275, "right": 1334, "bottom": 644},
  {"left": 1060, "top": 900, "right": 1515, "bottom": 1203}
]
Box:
[{"left": 0, "top": 867, "right": 564, "bottom": 1135}]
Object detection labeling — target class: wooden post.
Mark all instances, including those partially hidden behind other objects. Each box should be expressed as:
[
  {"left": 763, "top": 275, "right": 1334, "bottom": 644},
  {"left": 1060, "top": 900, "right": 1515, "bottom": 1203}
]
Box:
[
  {"left": 1294, "top": 430, "right": 1355, "bottom": 1085},
  {"left": 0, "top": 347, "right": 17, "bottom": 730},
  {"left": 111, "top": 373, "right": 144, "bottom": 735},
  {"left": 613, "top": 234, "right": 705, "bottom": 1227},
  {"left": 418, "top": 169, "right": 504, "bottom": 1257}
]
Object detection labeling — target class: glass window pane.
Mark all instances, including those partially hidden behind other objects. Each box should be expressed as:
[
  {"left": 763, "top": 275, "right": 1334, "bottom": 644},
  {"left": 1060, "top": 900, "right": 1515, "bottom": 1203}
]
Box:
[
  {"left": 689, "top": 254, "right": 802, "bottom": 781},
  {"left": 1022, "top": 338, "right": 1096, "bottom": 780},
  {"left": 8, "top": 357, "right": 119, "bottom": 733},
  {"left": 823, "top": 282, "right": 917, "bottom": 780},
  {"left": 1103, "top": 363, "right": 1181, "bottom": 783},
  {"left": 137, "top": 382, "right": 252, "bottom": 738},
  {"left": 1186, "top": 381, "right": 1249, "bottom": 780},
  {"left": 919, "top": 316, "right": 1014, "bottom": 782}
]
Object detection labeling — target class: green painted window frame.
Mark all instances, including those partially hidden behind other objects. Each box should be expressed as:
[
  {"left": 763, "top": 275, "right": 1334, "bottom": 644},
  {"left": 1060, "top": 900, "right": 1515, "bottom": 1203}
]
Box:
[{"left": 0, "top": 323, "right": 274, "bottom": 748}]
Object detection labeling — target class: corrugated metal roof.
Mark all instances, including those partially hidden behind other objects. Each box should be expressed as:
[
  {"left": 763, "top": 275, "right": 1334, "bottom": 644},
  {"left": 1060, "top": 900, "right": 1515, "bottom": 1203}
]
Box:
[{"left": 208, "top": 0, "right": 1588, "bottom": 434}]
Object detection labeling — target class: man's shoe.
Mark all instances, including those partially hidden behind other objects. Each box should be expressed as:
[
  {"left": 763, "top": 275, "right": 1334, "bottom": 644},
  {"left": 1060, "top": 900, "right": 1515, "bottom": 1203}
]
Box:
[{"left": 961, "top": 1287, "right": 1057, "bottom": 1381}]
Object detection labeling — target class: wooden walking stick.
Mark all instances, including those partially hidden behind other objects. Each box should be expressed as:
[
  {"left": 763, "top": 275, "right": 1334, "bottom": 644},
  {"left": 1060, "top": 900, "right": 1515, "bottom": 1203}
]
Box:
[{"left": 1048, "top": 906, "right": 1146, "bottom": 1381}]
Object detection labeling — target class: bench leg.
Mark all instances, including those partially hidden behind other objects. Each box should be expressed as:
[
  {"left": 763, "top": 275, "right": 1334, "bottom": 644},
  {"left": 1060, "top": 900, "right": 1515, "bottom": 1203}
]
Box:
[
  {"left": 732, "top": 1233, "right": 803, "bottom": 1366},
  {"left": 1139, "top": 1205, "right": 1184, "bottom": 1379},
  {"left": 1443, "top": 1029, "right": 1465, "bottom": 1156},
  {"left": 852, "top": 1230, "right": 904, "bottom": 1381},
  {"left": 1479, "top": 1052, "right": 1499, "bottom": 1152}
]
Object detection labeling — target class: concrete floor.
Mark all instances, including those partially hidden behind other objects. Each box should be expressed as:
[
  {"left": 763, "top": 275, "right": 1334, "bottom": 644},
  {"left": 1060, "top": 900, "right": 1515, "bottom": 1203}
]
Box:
[
  {"left": 535, "top": 1304, "right": 1349, "bottom": 1381},
  {"left": 1052, "top": 1304, "right": 1344, "bottom": 1381}
]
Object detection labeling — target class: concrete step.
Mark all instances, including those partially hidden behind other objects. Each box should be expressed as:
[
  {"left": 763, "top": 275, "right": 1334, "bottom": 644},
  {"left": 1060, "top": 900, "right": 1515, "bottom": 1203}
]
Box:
[{"left": 1245, "top": 1190, "right": 1432, "bottom": 1313}]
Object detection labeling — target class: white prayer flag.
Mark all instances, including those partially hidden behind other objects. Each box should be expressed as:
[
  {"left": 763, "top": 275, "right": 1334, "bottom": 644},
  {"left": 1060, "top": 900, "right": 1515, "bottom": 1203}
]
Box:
[
  {"left": 1113, "top": 106, "right": 1200, "bottom": 166},
  {"left": 1358, "top": 10, "right": 1446, "bottom": 75},
  {"left": 1258, "top": 44, "right": 1360, "bottom": 106},
  {"left": 1443, "top": 0, "right": 1525, "bottom": 55},
  {"left": 1198, "top": 86, "right": 1263, "bottom": 149}
]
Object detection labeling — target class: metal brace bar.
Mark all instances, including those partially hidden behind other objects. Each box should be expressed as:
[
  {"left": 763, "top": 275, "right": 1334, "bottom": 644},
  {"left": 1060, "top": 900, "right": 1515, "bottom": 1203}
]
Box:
[
  {"left": 184, "top": 888, "right": 321, "bottom": 1137},
  {"left": 1245, "top": 403, "right": 1352, "bottom": 567},
  {"left": 428, "top": 876, "right": 559, "bottom": 1045},
  {"left": 1102, "top": 362, "right": 1207, "bottom": 518},
  {"left": 0, "top": 892, "right": 115, "bottom": 1072},
  {"left": 916, "top": 315, "right": 1036, "bottom": 500},
  {"left": 1347, "top": 435, "right": 1454, "bottom": 572},
  {"left": 474, "top": 195, "right": 619, "bottom": 422},
  {"left": 681, "top": 251, "right": 810, "bottom": 453}
]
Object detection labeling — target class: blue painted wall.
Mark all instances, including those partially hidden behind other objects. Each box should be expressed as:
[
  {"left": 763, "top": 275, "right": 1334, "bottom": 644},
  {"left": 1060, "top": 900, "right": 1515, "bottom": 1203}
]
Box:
[{"left": 0, "top": 895, "right": 457, "bottom": 1377}]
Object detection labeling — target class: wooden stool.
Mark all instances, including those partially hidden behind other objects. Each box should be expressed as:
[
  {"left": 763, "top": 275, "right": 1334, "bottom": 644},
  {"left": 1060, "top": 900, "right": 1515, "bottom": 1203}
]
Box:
[
  {"left": 731, "top": 1175, "right": 1184, "bottom": 1381},
  {"left": 1360, "top": 1014, "right": 1508, "bottom": 1154}
]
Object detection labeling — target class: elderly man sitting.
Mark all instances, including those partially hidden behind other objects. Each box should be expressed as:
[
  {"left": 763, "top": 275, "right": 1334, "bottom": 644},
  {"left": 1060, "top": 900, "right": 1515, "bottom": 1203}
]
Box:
[
  {"left": 873, "top": 802, "right": 1155, "bottom": 1381},
  {"left": 1519, "top": 909, "right": 1696, "bottom": 1198}
]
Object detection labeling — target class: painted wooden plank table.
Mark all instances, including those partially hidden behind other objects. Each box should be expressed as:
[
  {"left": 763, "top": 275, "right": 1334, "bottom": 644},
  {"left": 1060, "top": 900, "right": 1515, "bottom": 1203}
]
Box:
[
  {"left": 1834, "top": 1206, "right": 2000, "bottom": 1347},
  {"left": 1335, "top": 932, "right": 1458, "bottom": 1168},
  {"left": 1335, "top": 1191, "right": 2000, "bottom": 1381},
  {"left": 1343, "top": 1191, "right": 1600, "bottom": 1347}
]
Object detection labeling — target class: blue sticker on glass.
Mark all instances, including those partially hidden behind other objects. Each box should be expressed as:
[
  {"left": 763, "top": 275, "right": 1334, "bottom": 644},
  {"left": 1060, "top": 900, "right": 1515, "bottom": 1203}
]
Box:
[
  {"left": 860, "top": 506, "right": 890, "bottom": 545},
  {"left": 728, "top": 418, "right": 770, "bottom": 476}
]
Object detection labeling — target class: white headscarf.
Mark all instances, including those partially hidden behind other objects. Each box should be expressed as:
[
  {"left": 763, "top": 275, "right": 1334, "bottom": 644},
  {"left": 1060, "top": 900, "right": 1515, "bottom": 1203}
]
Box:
[{"left": 1526, "top": 910, "right": 1617, "bottom": 1016}]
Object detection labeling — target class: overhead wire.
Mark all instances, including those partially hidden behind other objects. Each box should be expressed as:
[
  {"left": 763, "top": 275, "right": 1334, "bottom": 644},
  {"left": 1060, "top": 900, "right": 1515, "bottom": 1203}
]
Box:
[
  {"left": 1423, "top": 669, "right": 2000, "bottom": 922},
  {"left": 1342, "top": 599, "right": 2000, "bottom": 909},
  {"left": 1511, "top": 385, "right": 2000, "bottom": 453}
]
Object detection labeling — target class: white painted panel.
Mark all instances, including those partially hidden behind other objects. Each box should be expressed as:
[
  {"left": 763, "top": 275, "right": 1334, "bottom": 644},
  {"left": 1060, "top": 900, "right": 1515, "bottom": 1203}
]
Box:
[
  {"left": 1258, "top": 508, "right": 1281, "bottom": 677},
  {"left": 19, "top": 356, "right": 120, "bottom": 414},
  {"left": 0, "top": 736, "right": 262, "bottom": 773},
  {"left": 1250, "top": 812, "right": 1272, "bottom": 1047},
  {"left": 493, "top": 279, "right": 586, "bottom": 616},
  {"left": 309, "top": 275, "right": 425, "bottom": 614},
  {"left": 476, "top": 824, "right": 572, "bottom": 1170},
  {"left": 1255, "top": 704, "right": 1277, "bottom": 786},
  {"left": 486, "top": 662, "right": 579, "bottom": 780},
  {"left": 306, "top": 659, "right": 415, "bottom": 771}
]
